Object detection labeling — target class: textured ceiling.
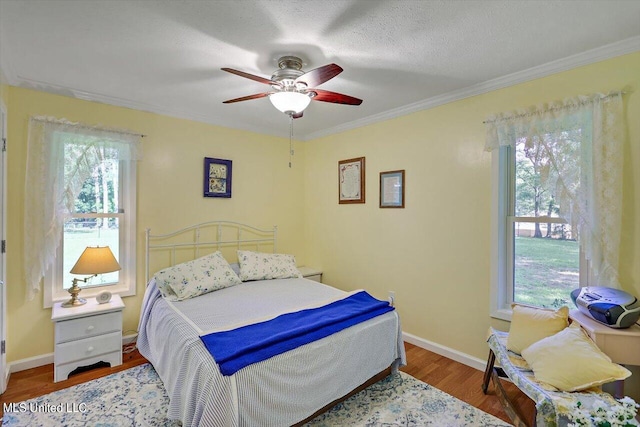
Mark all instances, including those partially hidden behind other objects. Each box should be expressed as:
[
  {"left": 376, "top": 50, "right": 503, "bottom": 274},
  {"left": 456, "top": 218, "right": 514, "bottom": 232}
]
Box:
[{"left": 1, "top": 0, "right": 639, "bottom": 140}]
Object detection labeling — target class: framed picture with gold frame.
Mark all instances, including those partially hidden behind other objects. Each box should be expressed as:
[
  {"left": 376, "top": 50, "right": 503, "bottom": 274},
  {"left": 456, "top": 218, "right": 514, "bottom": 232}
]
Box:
[
  {"left": 204, "top": 157, "right": 232, "bottom": 198},
  {"left": 338, "top": 157, "right": 365, "bottom": 204},
  {"left": 379, "top": 169, "right": 405, "bottom": 208}
]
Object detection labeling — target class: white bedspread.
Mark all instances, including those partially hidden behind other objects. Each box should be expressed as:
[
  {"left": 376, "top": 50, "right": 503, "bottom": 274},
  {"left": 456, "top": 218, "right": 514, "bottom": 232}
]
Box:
[{"left": 138, "top": 278, "right": 406, "bottom": 427}]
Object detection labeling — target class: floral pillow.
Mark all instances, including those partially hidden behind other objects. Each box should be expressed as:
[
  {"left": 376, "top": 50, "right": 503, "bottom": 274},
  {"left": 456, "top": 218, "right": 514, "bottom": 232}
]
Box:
[
  {"left": 154, "top": 251, "right": 241, "bottom": 301},
  {"left": 237, "top": 250, "right": 302, "bottom": 281}
]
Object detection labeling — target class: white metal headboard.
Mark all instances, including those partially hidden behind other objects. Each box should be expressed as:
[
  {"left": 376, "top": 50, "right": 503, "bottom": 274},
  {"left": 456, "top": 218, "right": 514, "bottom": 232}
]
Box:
[{"left": 145, "top": 221, "right": 277, "bottom": 283}]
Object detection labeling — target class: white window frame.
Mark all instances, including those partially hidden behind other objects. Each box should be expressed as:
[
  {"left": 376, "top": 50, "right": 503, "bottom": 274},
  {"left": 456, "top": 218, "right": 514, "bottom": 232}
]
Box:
[
  {"left": 44, "top": 158, "right": 136, "bottom": 308},
  {"left": 490, "top": 145, "right": 587, "bottom": 321}
]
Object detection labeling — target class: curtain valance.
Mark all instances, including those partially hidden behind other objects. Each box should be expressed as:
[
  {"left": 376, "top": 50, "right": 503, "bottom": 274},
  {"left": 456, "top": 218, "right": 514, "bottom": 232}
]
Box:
[
  {"left": 484, "top": 92, "right": 625, "bottom": 289},
  {"left": 24, "top": 117, "right": 143, "bottom": 301}
]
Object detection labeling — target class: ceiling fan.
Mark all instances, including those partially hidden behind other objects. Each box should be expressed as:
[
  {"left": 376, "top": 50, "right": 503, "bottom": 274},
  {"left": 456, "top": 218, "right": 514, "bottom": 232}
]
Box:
[{"left": 221, "top": 55, "right": 362, "bottom": 118}]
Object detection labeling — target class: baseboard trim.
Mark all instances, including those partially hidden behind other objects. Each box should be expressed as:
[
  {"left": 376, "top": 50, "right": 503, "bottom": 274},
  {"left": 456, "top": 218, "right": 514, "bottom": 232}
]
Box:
[
  {"left": 8, "top": 334, "right": 139, "bottom": 375},
  {"left": 402, "top": 331, "right": 487, "bottom": 372},
  {"left": 122, "top": 333, "right": 138, "bottom": 346},
  {"left": 6, "top": 332, "right": 485, "bottom": 375},
  {"left": 8, "top": 352, "right": 54, "bottom": 375}
]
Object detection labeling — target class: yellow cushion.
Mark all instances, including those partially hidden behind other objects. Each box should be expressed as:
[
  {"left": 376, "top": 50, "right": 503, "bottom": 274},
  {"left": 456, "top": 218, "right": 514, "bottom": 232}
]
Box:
[
  {"left": 521, "top": 323, "right": 631, "bottom": 392},
  {"left": 506, "top": 304, "right": 569, "bottom": 354}
]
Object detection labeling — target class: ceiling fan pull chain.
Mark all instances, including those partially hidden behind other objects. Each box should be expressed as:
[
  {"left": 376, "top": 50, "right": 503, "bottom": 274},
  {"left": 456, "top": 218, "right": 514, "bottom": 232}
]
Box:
[{"left": 289, "top": 113, "right": 294, "bottom": 168}]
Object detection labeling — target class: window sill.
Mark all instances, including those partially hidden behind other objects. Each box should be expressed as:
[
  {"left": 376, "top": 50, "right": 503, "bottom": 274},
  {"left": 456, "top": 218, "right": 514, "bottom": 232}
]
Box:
[
  {"left": 490, "top": 307, "right": 513, "bottom": 322},
  {"left": 45, "top": 283, "right": 135, "bottom": 309}
]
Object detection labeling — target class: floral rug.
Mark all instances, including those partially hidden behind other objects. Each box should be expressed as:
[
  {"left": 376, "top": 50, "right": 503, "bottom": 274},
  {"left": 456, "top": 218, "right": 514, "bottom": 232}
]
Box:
[
  {"left": 2, "top": 363, "right": 510, "bottom": 426},
  {"left": 305, "top": 370, "right": 510, "bottom": 427}
]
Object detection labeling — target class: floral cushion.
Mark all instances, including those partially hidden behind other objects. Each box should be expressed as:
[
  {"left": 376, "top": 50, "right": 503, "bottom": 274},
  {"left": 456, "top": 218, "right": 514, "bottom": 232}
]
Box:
[
  {"left": 154, "top": 251, "right": 241, "bottom": 301},
  {"left": 237, "top": 250, "right": 302, "bottom": 281},
  {"left": 487, "top": 328, "right": 636, "bottom": 426}
]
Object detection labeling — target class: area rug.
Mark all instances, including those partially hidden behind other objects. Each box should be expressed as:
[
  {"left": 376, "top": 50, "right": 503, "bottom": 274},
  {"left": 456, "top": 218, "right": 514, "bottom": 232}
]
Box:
[{"left": 2, "top": 363, "right": 510, "bottom": 426}]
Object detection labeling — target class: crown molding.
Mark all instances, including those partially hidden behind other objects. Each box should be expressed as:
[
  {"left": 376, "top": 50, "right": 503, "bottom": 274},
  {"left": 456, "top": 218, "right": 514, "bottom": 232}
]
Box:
[
  {"left": 303, "top": 36, "right": 640, "bottom": 141},
  {"left": 11, "top": 76, "right": 279, "bottom": 137},
  {"left": 15, "top": 76, "right": 215, "bottom": 122},
  {"left": 0, "top": 62, "right": 14, "bottom": 88},
  {"left": 4, "top": 36, "right": 639, "bottom": 141}
]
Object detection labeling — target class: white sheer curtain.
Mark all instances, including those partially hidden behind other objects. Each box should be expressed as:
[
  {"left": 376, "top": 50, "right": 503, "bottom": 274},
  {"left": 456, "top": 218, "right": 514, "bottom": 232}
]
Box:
[
  {"left": 24, "top": 117, "right": 142, "bottom": 301},
  {"left": 484, "top": 92, "right": 625, "bottom": 289}
]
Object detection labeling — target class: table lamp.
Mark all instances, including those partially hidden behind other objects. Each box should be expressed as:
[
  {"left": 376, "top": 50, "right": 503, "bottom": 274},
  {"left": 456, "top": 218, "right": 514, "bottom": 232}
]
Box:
[{"left": 62, "top": 246, "right": 121, "bottom": 308}]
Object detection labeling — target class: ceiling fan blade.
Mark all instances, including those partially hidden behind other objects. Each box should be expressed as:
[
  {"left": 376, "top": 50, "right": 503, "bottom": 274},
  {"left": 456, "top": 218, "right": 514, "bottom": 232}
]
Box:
[
  {"left": 311, "top": 89, "right": 362, "bottom": 105},
  {"left": 221, "top": 68, "right": 278, "bottom": 86},
  {"left": 222, "top": 92, "right": 271, "bottom": 104},
  {"left": 295, "top": 63, "right": 343, "bottom": 87}
]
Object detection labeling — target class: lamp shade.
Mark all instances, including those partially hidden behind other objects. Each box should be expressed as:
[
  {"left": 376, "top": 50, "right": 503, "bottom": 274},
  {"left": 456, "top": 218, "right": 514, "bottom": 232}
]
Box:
[
  {"left": 70, "top": 246, "right": 121, "bottom": 275},
  {"left": 269, "top": 91, "right": 311, "bottom": 114}
]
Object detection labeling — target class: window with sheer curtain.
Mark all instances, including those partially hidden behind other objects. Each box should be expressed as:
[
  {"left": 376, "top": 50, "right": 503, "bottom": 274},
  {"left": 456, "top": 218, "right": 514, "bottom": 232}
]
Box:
[
  {"left": 485, "top": 92, "right": 624, "bottom": 318},
  {"left": 24, "top": 117, "right": 142, "bottom": 306}
]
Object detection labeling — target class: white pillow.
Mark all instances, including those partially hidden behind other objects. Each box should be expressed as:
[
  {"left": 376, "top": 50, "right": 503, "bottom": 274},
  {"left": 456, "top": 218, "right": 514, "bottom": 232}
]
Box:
[
  {"left": 237, "top": 250, "right": 302, "bottom": 281},
  {"left": 521, "top": 323, "right": 631, "bottom": 392},
  {"left": 154, "top": 251, "right": 241, "bottom": 301}
]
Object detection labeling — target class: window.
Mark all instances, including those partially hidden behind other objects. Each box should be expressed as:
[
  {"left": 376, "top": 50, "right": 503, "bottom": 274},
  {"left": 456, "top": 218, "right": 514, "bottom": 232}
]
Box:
[
  {"left": 492, "top": 140, "right": 584, "bottom": 317},
  {"left": 30, "top": 123, "right": 140, "bottom": 308},
  {"left": 486, "top": 93, "right": 625, "bottom": 320},
  {"left": 45, "top": 147, "right": 136, "bottom": 307}
]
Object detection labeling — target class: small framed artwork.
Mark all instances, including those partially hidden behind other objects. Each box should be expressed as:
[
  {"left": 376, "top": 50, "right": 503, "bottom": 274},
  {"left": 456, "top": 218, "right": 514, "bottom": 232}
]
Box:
[
  {"left": 338, "top": 157, "right": 365, "bottom": 204},
  {"left": 204, "top": 157, "right": 232, "bottom": 198},
  {"left": 379, "top": 170, "right": 405, "bottom": 208}
]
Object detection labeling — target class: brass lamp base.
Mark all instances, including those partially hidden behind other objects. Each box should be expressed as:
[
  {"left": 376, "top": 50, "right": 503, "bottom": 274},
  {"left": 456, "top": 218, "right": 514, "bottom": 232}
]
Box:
[
  {"left": 61, "top": 280, "right": 88, "bottom": 308},
  {"left": 61, "top": 296, "right": 87, "bottom": 308}
]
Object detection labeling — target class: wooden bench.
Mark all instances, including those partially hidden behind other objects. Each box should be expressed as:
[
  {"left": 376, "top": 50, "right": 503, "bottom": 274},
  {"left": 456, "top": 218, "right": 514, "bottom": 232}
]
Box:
[{"left": 482, "top": 328, "right": 628, "bottom": 427}]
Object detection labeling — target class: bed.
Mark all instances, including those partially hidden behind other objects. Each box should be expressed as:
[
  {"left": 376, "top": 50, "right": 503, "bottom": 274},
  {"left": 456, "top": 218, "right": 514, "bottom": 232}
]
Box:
[{"left": 137, "top": 221, "right": 406, "bottom": 427}]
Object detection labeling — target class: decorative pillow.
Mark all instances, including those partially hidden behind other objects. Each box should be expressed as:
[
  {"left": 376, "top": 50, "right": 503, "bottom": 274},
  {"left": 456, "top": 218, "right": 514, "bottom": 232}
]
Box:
[
  {"left": 237, "top": 250, "right": 302, "bottom": 281},
  {"left": 506, "top": 304, "right": 569, "bottom": 355},
  {"left": 521, "top": 323, "right": 631, "bottom": 391},
  {"left": 154, "top": 251, "right": 241, "bottom": 301}
]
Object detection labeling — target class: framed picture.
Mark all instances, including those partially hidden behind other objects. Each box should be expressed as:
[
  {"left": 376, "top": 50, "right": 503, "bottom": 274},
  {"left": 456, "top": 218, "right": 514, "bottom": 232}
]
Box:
[
  {"left": 379, "top": 170, "right": 405, "bottom": 208},
  {"left": 338, "top": 157, "right": 365, "bottom": 204},
  {"left": 204, "top": 157, "right": 232, "bottom": 198}
]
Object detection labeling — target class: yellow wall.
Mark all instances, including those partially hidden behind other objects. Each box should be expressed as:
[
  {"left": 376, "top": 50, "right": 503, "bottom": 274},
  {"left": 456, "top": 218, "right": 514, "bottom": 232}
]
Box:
[
  {"left": 303, "top": 52, "right": 640, "bottom": 362},
  {"left": 4, "top": 52, "right": 640, "bottom": 379},
  {"left": 6, "top": 87, "right": 306, "bottom": 362}
]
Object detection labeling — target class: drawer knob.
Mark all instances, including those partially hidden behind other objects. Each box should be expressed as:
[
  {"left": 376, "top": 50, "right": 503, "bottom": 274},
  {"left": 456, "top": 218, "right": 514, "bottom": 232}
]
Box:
[
  {"left": 86, "top": 325, "right": 95, "bottom": 331},
  {"left": 87, "top": 346, "right": 94, "bottom": 353}
]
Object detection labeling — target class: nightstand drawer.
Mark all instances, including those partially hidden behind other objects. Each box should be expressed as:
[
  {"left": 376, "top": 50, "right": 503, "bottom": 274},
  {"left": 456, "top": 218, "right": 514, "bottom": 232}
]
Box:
[
  {"left": 55, "top": 311, "right": 122, "bottom": 344},
  {"left": 54, "top": 331, "right": 122, "bottom": 365}
]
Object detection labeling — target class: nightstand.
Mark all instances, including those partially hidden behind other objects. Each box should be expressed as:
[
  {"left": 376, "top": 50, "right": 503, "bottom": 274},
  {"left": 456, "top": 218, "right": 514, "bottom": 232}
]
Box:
[
  {"left": 51, "top": 294, "right": 124, "bottom": 382},
  {"left": 298, "top": 266, "right": 323, "bottom": 283},
  {"left": 569, "top": 309, "right": 640, "bottom": 366},
  {"left": 570, "top": 309, "right": 640, "bottom": 398}
]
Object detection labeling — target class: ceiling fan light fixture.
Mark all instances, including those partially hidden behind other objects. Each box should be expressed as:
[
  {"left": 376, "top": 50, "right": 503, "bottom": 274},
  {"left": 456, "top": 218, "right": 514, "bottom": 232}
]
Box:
[
  {"left": 269, "top": 91, "right": 311, "bottom": 115},
  {"left": 222, "top": 56, "right": 362, "bottom": 113}
]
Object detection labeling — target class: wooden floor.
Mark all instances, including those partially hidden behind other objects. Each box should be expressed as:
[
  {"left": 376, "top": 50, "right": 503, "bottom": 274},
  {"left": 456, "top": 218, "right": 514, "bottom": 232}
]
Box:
[
  {"left": 0, "top": 342, "right": 535, "bottom": 424},
  {"left": 401, "top": 343, "right": 535, "bottom": 425}
]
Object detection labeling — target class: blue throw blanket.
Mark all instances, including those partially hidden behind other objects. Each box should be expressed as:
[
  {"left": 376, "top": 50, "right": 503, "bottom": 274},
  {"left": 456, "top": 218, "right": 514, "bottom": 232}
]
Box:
[{"left": 200, "top": 290, "right": 395, "bottom": 375}]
